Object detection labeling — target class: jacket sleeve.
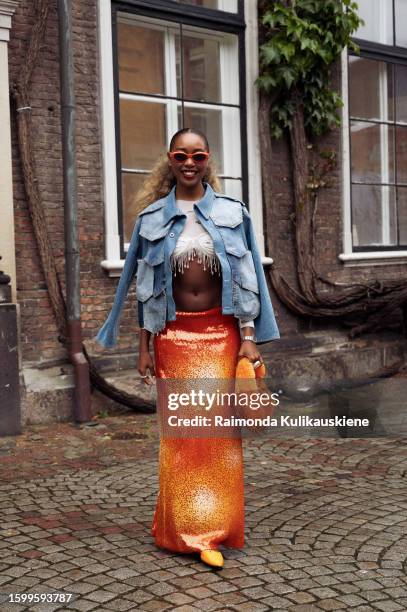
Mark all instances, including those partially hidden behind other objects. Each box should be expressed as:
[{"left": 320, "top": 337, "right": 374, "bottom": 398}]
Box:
[
  {"left": 242, "top": 206, "right": 280, "bottom": 343},
  {"left": 96, "top": 216, "right": 142, "bottom": 348}
]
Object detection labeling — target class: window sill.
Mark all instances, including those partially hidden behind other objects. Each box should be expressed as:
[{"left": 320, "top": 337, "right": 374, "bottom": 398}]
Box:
[
  {"left": 339, "top": 251, "right": 407, "bottom": 267},
  {"left": 101, "top": 256, "right": 275, "bottom": 277}
]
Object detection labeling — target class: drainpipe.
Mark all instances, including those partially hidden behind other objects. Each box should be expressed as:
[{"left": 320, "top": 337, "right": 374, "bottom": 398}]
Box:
[{"left": 57, "top": 0, "right": 92, "bottom": 422}]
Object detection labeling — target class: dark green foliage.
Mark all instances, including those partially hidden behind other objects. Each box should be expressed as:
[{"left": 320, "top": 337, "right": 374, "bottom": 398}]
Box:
[{"left": 257, "top": 0, "right": 363, "bottom": 138}]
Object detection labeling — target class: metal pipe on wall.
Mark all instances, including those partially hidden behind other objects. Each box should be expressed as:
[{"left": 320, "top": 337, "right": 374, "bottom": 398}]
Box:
[{"left": 57, "top": 0, "right": 92, "bottom": 422}]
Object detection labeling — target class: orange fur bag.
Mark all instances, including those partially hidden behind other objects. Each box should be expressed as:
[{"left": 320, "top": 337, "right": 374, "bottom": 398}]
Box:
[{"left": 234, "top": 357, "right": 276, "bottom": 426}]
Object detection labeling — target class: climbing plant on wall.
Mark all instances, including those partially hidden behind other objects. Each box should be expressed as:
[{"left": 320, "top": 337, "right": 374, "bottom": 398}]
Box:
[{"left": 258, "top": 0, "right": 361, "bottom": 138}]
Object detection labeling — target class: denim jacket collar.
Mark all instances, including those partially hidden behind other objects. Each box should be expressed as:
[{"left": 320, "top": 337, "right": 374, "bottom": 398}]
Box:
[{"left": 140, "top": 182, "right": 215, "bottom": 224}]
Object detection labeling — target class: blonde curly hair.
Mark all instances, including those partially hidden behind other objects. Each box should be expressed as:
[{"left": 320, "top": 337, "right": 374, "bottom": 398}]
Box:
[{"left": 133, "top": 129, "right": 223, "bottom": 214}]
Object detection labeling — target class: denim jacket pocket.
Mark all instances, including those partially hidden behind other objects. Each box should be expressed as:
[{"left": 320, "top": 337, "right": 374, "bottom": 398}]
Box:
[
  {"left": 143, "top": 239, "right": 165, "bottom": 266},
  {"left": 236, "top": 251, "right": 259, "bottom": 293},
  {"left": 228, "top": 250, "right": 260, "bottom": 320},
  {"left": 210, "top": 199, "right": 243, "bottom": 228},
  {"left": 218, "top": 226, "right": 247, "bottom": 257},
  {"left": 136, "top": 259, "right": 155, "bottom": 303},
  {"left": 139, "top": 210, "right": 171, "bottom": 241}
]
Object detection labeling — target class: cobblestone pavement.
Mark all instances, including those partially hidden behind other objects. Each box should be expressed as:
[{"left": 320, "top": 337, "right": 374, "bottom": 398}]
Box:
[{"left": 1, "top": 412, "right": 407, "bottom": 611}]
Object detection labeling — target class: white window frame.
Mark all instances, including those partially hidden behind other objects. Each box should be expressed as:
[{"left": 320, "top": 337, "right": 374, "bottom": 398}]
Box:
[
  {"left": 98, "top": 0, "right": 271, "bottom": 276},
  {"left": 339, "top": 48, "right": 407, "bottom": 267}
]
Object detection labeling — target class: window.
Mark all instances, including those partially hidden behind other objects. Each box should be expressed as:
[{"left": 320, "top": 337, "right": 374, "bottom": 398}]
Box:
[
  {"left": 98, "top": 0, "right": 268, "bottom": 274},
  {"left": 341, "top": 0, "right": 407, "bottom": 262},
  {"left": 116, "top": 14, "right": 241, "bottom": 245}
]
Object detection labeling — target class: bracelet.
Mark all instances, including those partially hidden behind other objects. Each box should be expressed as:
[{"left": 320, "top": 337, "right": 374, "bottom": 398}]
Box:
[{"left": 242, "top": 335, "right": 256, "bottom": 343}]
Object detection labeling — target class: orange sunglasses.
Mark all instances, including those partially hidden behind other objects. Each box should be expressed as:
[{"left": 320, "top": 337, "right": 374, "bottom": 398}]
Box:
[{"left": 168, "top": 151, "right": 210, "bottom": 163}]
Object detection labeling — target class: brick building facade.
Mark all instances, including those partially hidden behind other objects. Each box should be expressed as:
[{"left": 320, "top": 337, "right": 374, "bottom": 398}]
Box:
[{"left": 1, "top": 0, "right": 406, "bottom": 426}]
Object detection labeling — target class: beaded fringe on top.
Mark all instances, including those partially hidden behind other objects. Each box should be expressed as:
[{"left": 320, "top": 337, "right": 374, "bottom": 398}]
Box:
[{"left": 171, "top": 249, "right": 220, "bottom": 275}]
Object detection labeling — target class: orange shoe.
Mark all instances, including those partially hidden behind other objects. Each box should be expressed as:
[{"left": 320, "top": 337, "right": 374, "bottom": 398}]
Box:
[{"left": 200, "top": 550, "right": 224, "bottom": 568}]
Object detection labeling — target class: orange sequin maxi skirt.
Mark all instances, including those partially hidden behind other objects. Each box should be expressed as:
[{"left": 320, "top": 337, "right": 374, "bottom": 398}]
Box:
[{"left": 151, "top": 306, "right": 245, "bottom": 553}]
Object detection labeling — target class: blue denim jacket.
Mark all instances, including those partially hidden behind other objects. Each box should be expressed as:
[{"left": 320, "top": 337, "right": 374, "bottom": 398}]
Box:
[{"left": 96, "top": 183, "right": 280, "bottom": 347}]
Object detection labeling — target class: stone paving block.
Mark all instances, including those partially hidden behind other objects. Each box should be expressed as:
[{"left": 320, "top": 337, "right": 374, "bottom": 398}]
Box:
[
  {"left": 383, "top": 587, "right": 407, "bottom": 598},
  {"left": 137, "top": 598, "right": 173, "bottom": 611},
  {"left": 82, "top": 589, "right": 118, "bottom": 604},
  {"left": 361, "top": 591, "right": 390, "bottom": 602},
  {"left": 318, "top": 599, "right": 347, "bottom": 610},
  {"left": 371, "top": 601, "right": 405, "bottom": 611},
  {"left": 314, "top": 575, "right": 342, "bottom": 587},
  {"left": 309, "top": 587, "right": 339, "bottom": 599},
  {"left": 355, "top": 580, "right": 384, "bottom": 591},
  {"left": 184, "top": 586, "right": 215, "bottom": 599},
  {"left": 337, "top": 592, "right": 367, "bottom": 607},
  {"left": 288, "top": 605, "right": 321, "bottom": 612},
  {"left": 238, "top": 585, "right": 272, "bottom": 599},
  {"left": 260, "top": 594, "right": 292, "bottom": 608},
  {"left": 230, "top": 601, "right": 271, "bottom": 611},
  {"left": 124, "top": 575, "right": 154, "bottom": 588},
  {"left": 85, "top": 574, "right": 116, "bottom": 586},
  {"left": 146, "top": 581, "right": 178, "bottom": 597},
  {"left": 378, "top": 578, "right": 405, "bottom": 588},
  {"left": 265, "top": 581, "right": 297, "bottom": 595},
  {"left": 163, "top": 591, "right": 195, "bottom": 606},
  {"left": 286, "top": 591, "right": 316, "bottom": 604},
  {"left": 62, "top": 600, "right": 99, "bottom": 611},
  {"left": 229, "top": 575, "right": 262, "bottom": 588},
  {"left": 64, "top": 581, "right": 98, "bottom": 595},
  {"left": 213, "top": 590, "right": 249, "bottom": 606},
  {"left": 170, "top": 606, "right": 201, "bottom": 612},
  {"left": 102, "top": 599, "right": 135, "bottom": 611},
  {"left": 104, "top": 582, "right": 134, "bottom": 595},
  {"left": 196, "top": 597, "right": 232, "bottom": 611},
  {"left": 123, "top": 589, "right": 155, "bottom": 605},
  {"left": 105, "top": 568, "right": 139, "bottom": 580}
]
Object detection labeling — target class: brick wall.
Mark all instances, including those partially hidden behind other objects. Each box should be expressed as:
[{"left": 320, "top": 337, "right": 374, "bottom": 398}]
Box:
[{"left": 9, "top": 0, "right": 138, "bottom": 367}]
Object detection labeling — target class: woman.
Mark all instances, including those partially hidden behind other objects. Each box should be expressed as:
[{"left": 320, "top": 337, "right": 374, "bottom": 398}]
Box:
[{"left": 97, "top": 128, "right": 279, "bottom": 568}]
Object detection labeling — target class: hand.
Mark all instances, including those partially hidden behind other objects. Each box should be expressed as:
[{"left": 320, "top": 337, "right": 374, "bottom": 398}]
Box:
[
  {"left": 138, "top": 351, "right": 156, "bottom": 385},
  {"left": 238, "top": 340, "right": 263, "bottom": 364}
]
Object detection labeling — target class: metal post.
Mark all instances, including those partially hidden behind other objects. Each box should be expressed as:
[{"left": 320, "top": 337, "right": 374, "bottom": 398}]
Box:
[
  {"left": 57, "top": 0, "right": 92, "bottom": 422},
  {"left": 0, "top": 256, "right": 21, "bottom": 435}
]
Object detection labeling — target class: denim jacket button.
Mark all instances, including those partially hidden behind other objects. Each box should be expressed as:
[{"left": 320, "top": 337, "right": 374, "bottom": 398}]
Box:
[{"left": 169, "top": 232, "right": 175, "bottom": 237}]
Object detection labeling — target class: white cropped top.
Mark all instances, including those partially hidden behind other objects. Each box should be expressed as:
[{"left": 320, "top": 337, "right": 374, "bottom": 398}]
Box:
[
  {"left": 171, "top": 199, "right": 254, "bottom": 331},
  {"left": 171, "top": 199, "right": 220, "bottom": 275}
]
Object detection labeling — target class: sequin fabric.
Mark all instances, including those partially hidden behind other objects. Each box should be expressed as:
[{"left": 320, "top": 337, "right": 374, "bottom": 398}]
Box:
[{"left": 151, "top": 306, "right": 245, "bottom": 553}]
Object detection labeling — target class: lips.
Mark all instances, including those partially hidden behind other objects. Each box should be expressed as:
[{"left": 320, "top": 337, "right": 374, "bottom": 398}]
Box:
[{"left": 181, "top": 169, "right": 198, "bottom": 179}]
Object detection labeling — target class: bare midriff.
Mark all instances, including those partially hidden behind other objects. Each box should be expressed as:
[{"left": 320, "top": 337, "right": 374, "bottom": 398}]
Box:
[{"left": 172, "top": 259, "right": 222, "bottom": 311}]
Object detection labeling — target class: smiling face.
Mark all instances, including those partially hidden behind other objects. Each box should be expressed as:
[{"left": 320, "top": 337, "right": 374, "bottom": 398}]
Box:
[{"left": 167, "top": 132, "right": 209, "bottom": 192}]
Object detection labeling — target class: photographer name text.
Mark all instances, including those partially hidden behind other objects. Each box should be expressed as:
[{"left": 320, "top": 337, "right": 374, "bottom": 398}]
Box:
[{"left": 167, "top": 415, "right": 370, "bottom": 428}]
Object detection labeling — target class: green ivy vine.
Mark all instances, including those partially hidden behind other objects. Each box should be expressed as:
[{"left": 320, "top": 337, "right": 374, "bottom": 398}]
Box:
[{"left": 257, "top": 0, "right": 363, "bottom": 139}]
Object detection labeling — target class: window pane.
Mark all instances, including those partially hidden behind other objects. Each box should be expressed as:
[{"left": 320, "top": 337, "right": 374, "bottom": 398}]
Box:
[
  {"left": 351, "top": 121, "right": 395, "bottom": 184},
  {"left": 395, "top": 64, "right": 407, "bottom": 124},
  {"left": 223, "top": 178, "right": 242, "bottom": 200},
  {"left": 183, "top": 106, "right": 224, "bottom": 173},
  {"left": 117, "top": 18, "right": 165, "bottom": 95},
  {"left": 398, "top": 187, "right": 407, "bottom": 244},
  {"left": 120, "top": 99, "right": 166, "bottom": 170},
  {"left": 349, "top": 57, "right": 394, "bottom": 121},
  {"left": 395, "top": 0, "right": 407, "bottom": 48},
  {"left": 176, "top": 33, "right": 221, "bottom": 103},
  {"left": 354, "top": 0, "right": 393, "bottom": 45},
  {"left": 173, "top": 0, "right": 238, "bottom": 12},
  {"left": 122, "top": 173, "right": 149, "bottom": 243},
  {"left": 352, "top": 184, "right": 397, "bottom": 247},
  {"left": 396, "top": 126, "right": 407, "bottom": 185}
]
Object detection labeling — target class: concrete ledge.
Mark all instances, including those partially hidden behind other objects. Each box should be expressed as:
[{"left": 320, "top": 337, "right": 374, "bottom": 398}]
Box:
[{"left": 18, "top": 330, "right": 407, "bottom": 425}]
